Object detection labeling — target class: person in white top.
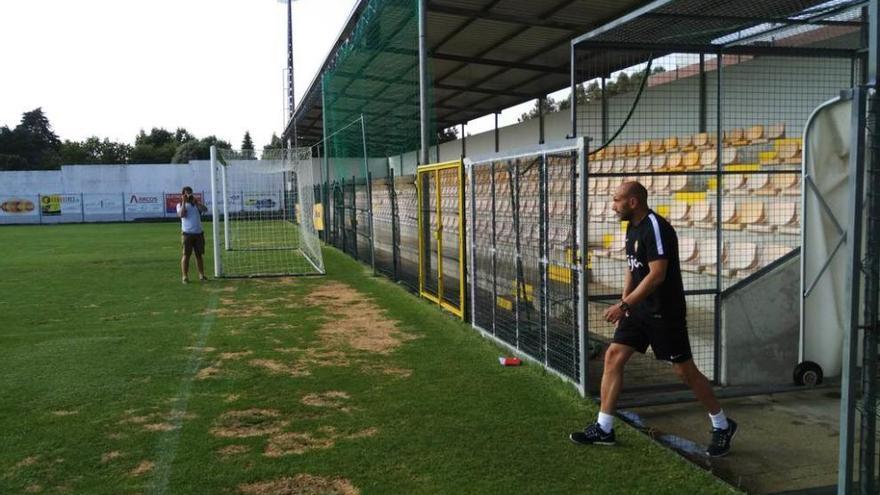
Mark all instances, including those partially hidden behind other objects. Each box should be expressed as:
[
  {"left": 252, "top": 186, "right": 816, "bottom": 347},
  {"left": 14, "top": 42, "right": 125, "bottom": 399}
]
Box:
[{"left": 176, "top": 186, "right": 208, "bottom": 283}]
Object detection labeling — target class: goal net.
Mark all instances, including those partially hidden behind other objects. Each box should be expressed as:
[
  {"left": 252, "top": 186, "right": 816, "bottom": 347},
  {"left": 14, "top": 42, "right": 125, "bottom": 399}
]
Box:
[{"left": 210, "top": 146, "right": 324, "bottom": 277}]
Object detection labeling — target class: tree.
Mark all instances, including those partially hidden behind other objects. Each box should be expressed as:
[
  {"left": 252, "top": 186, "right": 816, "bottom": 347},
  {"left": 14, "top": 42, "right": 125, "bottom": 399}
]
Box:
[
  {"left": 437, "top": 127, "right": 458, "bottom": 144},
  {"left": 60, "top": 137, "right": 132, "bottom": 164},
  {"left": 130, "top": 128, "right": 178, "bottom": 163},
  {"left": 263, "top": 133, "right": 283, "bottom": 152},
  {"left": 171, "top": 136, "right": 232, "bottom": 164},
  {"left": 0, "top": 108, "right": 63, "bottom": 169},
  {"left": 241, "top": 131, "right": 254, "bottom": 152},
  {"left": 518, "top": 96, "right": 561, "bottom": 122}
]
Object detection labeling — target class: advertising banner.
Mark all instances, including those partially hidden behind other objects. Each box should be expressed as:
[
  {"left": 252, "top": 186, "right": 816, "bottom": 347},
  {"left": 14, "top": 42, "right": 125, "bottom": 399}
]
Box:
[
  {"left": 83, "top": 194, "right": 124, "bottom": 215},
  {"left": 125, "top": 193, "right": 163, "bottom": 215},
  {"left": 165, "top": 193, "right": 204, "bottom": 214},
  {"left": 0, "top": 196, "right": 39, "bottom": 217},
  {"left": 242, "top": 192, "right": 281, "bottom": 212},
  {"left": 40, "top": 194, "right": 81, "bottom": 216}
]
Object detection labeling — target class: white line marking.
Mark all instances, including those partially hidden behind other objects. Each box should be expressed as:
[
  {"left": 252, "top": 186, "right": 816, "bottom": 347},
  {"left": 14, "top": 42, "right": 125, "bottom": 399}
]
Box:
[{"left": 147, "top": 294, "right": 218, "bottom": 495}]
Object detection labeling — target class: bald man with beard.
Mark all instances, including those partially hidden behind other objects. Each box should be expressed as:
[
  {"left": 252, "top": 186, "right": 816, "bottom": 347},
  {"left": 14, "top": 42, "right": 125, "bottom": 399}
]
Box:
[{"left": 570, "top": 181, "right": 737, "bottom": 457}]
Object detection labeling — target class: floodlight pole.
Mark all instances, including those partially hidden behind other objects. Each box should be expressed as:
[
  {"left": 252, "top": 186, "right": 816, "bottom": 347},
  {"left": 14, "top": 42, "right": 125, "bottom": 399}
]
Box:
[
  {"left": 418, "top": 0, "right": 429, "bottom": 165},
  {"left": 286, "top": 0, "right": 297, "bottom": 147}
]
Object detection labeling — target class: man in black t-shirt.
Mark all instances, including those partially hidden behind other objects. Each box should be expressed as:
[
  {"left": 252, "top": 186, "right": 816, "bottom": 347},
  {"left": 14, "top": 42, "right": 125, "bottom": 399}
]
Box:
[{"left": 570, "top": 182, "right": 737, "bottom": 457}]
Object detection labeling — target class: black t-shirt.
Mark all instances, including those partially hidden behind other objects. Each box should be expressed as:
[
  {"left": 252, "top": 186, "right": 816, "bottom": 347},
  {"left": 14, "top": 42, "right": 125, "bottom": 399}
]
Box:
[{"left": 625, "top": 210, "right": 687, "bottom": 322}]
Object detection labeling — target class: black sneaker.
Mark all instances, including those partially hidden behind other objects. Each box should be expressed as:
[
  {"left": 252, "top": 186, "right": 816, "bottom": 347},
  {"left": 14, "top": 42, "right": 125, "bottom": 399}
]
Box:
[
  {"left": 706, "top": 418, "right": 737, "bottom": 457},
  {"left": 569, "top": 423, "right": 616, "bottom": 446}
]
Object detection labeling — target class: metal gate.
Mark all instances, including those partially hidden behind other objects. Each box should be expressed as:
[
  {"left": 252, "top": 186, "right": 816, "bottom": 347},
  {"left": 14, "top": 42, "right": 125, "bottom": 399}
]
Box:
[{"left": 417, "top": 160, "right": 465, "bottom": 319}]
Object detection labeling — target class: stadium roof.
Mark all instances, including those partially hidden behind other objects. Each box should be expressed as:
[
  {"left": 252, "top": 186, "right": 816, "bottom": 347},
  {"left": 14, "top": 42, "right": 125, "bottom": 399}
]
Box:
[{"left": 287, "top": 0, "right": 864, "bottom": 146}]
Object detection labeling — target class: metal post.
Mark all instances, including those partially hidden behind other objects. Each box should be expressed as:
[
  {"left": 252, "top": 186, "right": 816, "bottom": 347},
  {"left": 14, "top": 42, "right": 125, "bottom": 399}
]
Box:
[
  {"left": 570, "top": 42, "right": 577, "bottom": 138},
  {"left": 601, "top": 76, "right": 608, "bottom": 144},
  {"left": 361, "top": 116, "right": 375, "bottom": 275},
  {"left": 469, "top": 160, "right": 477, "bottom": 328},
  {"left": 220, "top": 161, "right": 230, "bottom": 251},
  {"left": 714, "top": 52, "right": 724, "bottom": 383},
  {"left": 540, "top": 151, "right": 549, "bottom": 364},
  {"left": 494, "top": 113, "right": 500, "bottom": 153},
  {"left": 577, "top": 137, "right": 590, "bottom": 397},
  {"left": 121, "top": 192, "right": 125, "bottom": 222},
  {"left": 418, "top": 0, "right": 429, "bottom": 166},
  {"left": 491, "top": 160, "right": 498, "bottom": 335},
  {"left": 460, "top": 161, "right": 468, "bottom": 321},
  {"left": 80, "top": 192, "right": 85, "bottom": 222},
  {"left": 513, "top": 161, "right": 521, "bottom": 348},
  {"left": 863, "top": 85, "right": 880, "bottom": 495},
  {"left": 322, "top": 74, "right": 331, "bottom": 243},
  {"left": 539, "top": 97, "right": 546, "bottom": 145},
  {"left": 286, "top": 0, "right": 297, "bottom": 146},
  {"left": 390, "top": 168, "right": 399, "bottom": 280},
  {"left": 461, "top": 123, "right": 466, "bottom": 157},
  {"left": 839, "top": 85, "right": 866, "bottom": 495},
  {"left": 209, "top": 146, "right": 222, "bottom": 277},
  {"left": 699, "top": 54, "right": 707, "bottom": 133}
]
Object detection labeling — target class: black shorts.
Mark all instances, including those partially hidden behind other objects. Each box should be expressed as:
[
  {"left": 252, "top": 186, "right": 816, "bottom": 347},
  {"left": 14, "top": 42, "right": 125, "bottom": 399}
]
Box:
[
  {"left": 182, "top": 233, "right": 205, "bottom": 256},
  {"left": 613, "top": 312, "right": 692, "bottom": 363}
]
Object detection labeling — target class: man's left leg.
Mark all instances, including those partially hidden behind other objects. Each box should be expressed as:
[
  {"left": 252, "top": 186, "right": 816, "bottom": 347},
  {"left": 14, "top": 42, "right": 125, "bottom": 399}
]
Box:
[{"left": 672, "top": 359, "right": 738, "bottom": 457}]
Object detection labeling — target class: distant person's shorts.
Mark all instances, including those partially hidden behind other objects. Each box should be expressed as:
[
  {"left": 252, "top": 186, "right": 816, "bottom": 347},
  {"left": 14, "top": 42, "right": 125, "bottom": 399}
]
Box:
[
  {"left": 613, "top": 312, "right": 693, "bottom": 363},
  {"left": 182, "top": 232, "right": 205, "bottom": 256}
]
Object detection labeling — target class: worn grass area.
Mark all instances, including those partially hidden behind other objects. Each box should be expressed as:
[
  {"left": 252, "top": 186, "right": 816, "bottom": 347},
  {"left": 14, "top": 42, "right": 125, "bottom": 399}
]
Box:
[{"left": 0, "top": 223, "right": 736, "bottom": 494}]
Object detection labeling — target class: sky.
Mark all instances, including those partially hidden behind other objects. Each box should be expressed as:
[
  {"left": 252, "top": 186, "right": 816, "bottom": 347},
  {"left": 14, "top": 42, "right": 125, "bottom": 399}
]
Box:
[
  {"left": 0, "top": 0, "right": 360, "bottom": 149},
  {"left": 0, "top": 0, "right": 535, "bottom": 152}
]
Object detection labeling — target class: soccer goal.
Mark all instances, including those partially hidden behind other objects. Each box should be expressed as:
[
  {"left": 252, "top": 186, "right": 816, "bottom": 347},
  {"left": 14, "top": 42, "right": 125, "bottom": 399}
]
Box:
[{"left": 209, "top": 146, "right": 324, "bottom": 277}]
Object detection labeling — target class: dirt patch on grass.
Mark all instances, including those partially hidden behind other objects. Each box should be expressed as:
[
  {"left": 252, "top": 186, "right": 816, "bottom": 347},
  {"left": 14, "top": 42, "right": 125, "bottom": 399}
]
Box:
[
  {"left": 225, "top": 394, "right": 241, "bottom": 403},
  {"left": 12, "top": 456, "right": 39, "bottom": 470},
  {"left": 249, "top": 359, "right": 310, "bottom": 377},
  {"left": 264, "top": 427, "right": 378, "bottom": 458},
  {"left": 186, "top": 346, "right": 216, "bottom": 353},
  {"left": 24, "top": 484, "right": 42, "bottom": 493},
  {"left": 217, "top": 445, "right": 251, "bottom": 458},
  {"left": 196, "top": 366, "right": 222, "bottom": 380},
  {"left": 238, "top": 474, "right": 359, "bottom": 495},
  {"left": 143, "top": 423, "right": 176, "bottom": 432},
  {"left": 130, "top": 460, "right": 154, "bottom": 477},
  {"left": 221, "top": 350, "right": 253, "bottom": 360},
  {"left": 50, "top": 410, "right": 78, "bottom": 417},
  {"left": 264, "top": 432, "right": 335, "bottom": 457},
  {"left": 305, "top": 282, "right": 414, "bottom": 354},
  {"left": 100, "top": 451, "right": 123, "bottom": 464},
  {"left": 211, "top": 409, "right": 288, "bottom": 438},
  {"left": 301, "top": 392, "right": 351, "bottom": 412}
]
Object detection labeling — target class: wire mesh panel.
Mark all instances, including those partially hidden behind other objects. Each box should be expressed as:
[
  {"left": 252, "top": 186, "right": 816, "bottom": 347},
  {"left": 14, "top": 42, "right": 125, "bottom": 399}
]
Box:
[
  {"left": 417, "top": 160, "right": 464, "bottom": 318},
  {"left": 572, "top": 3, "right": 861, "bottom": 392},
  {"left": 466, "top": 142, "right": 585, "bottom": 385},
  {"left": 211, "top": 148, "right": 324, "bottom": 277}
]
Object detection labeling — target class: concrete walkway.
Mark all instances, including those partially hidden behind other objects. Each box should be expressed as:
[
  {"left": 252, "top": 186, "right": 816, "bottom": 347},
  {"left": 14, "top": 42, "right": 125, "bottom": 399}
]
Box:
[{"left": 622, "top": 387, "right": 842, "bottom": 494}]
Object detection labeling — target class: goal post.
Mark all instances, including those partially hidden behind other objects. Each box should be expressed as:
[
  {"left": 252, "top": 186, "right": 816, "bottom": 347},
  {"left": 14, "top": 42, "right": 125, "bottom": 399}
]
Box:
[{"left": 209, "top": 145, "right": 324, "bottom": 277}]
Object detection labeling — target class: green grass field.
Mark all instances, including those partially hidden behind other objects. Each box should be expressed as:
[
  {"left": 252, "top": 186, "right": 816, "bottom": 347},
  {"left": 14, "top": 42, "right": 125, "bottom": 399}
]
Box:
[{"left": 0, "top": 223, "right": 736, "bottom": 495}]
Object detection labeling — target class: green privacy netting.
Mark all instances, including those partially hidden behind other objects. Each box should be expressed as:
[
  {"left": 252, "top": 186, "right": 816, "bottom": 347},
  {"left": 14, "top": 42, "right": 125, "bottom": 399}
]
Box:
[{"left": 322, "top": 0, "right": 436, "bottom": 182}]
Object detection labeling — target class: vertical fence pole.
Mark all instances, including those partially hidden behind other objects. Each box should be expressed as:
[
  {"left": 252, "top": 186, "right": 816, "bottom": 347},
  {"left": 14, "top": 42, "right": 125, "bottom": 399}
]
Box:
[
  {"left": 121, "top": 192, "right": 126, "bottom": 222},
  {"left": 570, "top": 41, "right": 577, "bottom": 138},
  {"left": 540, "top": 152, "right": 549, "bottom": 365},
  {"left": 469, "top": 160, "right": 477, "bottom": 328},
  {"left": 578, "top": 137, "right": 590, "bottom": 398},
  {"left": 491, "top": 160, "right": 498, "bottom": 335},
  {"left": 839, "top": 86, "right": 866, "bottom": 495},
  {"left": 362, "top": 116, "right": 376, "bottom": 275},
  {"left": 209, "top": 146, "right": 222, "bottom": 277},
  {"left": 390, "top": 169, "right": 399, "bottom": 280},
  {"left": 418, "top": 0, "right": 429, "bottom": 166},
  {"left": 714, "top": 52, "right": 724, "bottom": 383},
  {"left": 80, "top": 193, "right": 85, "bottom": 222}
]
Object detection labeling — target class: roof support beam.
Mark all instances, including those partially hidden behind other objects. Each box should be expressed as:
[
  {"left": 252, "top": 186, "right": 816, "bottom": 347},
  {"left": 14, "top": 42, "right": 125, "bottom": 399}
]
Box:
[
  {"left": 426, "top": 2, "right": 582, "bottom": 31},
  {"left": 432, "top": 52, "right": 569, "bottom": 74}
]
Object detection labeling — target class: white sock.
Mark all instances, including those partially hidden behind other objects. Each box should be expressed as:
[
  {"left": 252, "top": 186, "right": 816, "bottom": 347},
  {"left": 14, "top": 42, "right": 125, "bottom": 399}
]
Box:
[
  {"left": 709, "top": 410, "right": 729, "bottom": 430},
  {"left": 597, "top": 412, "right": 615, "bottom": 433}
]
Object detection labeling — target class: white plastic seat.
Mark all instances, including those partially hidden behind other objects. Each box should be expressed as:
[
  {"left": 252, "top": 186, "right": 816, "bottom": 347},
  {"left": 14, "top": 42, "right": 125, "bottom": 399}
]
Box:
[
  {"left": 669, "top": 201, "right": 691, "bottom": 227},
  {"left": 737, "top": 201, "right": 766, "bottom": 227}
]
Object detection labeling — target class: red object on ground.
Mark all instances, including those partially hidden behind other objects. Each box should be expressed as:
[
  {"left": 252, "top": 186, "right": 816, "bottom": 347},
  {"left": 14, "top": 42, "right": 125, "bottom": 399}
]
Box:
[{"left": 498, "top": 356, "right": 522, "bottom": 366}]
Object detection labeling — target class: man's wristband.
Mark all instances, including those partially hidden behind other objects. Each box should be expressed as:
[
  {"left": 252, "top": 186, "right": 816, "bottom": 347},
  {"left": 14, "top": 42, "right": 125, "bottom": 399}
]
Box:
[{"left": 619, "top": 300, "right": 630, "bottom": 312}]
